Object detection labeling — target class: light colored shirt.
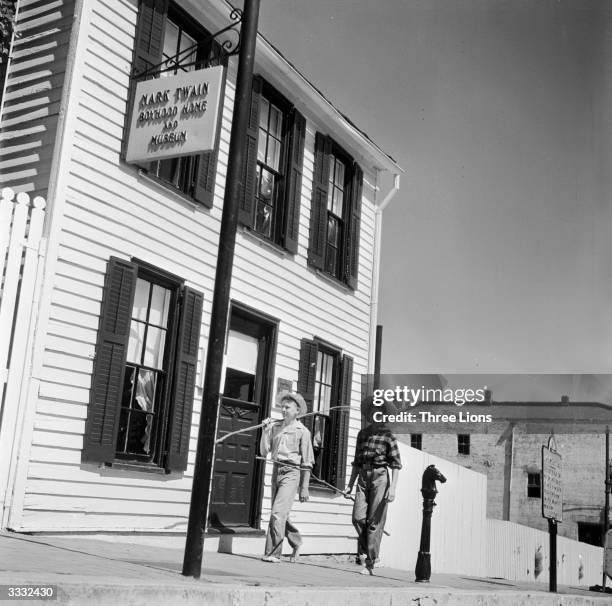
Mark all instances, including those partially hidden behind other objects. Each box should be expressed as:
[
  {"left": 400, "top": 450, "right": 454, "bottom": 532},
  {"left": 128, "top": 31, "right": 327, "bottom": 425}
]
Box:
[{"left": 260, "top": 420, "right": 315, "bottom": 469}]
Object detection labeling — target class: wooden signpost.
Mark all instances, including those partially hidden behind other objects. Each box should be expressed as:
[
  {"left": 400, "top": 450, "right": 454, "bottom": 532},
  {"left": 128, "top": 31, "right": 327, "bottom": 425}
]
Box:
[{"left": 542, "top": 434, "right": 562, "bottom": 593}]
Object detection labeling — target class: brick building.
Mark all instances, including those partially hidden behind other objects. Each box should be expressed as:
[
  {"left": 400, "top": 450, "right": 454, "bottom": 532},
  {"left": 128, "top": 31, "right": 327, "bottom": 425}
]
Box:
[{"left": 395, "top": 399, "right": 612, "bottom": 545}]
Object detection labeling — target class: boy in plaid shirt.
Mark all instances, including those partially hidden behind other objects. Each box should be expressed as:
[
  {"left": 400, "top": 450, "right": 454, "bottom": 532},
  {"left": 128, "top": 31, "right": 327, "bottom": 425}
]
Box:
[{"left": 346, "top": 416, "right": 401, "bottom": 574}]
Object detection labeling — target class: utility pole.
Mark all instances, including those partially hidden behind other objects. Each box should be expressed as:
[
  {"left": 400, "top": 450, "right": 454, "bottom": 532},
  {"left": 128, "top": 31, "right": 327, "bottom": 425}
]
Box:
[
  {"left": 182, "top": 0, "right": 261, "bottom": 579},
  {"left": 602, "top": 426, "right": 610, "bottom": 591}
]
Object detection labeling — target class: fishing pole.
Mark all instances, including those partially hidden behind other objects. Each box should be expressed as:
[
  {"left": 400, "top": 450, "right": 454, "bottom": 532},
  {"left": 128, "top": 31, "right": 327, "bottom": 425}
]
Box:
[
  {"left": 215, "top": 405, "right": 353, "bottom": 445},
  {"left": 255, "top": 455, "right": 391, "bottom": 537}
]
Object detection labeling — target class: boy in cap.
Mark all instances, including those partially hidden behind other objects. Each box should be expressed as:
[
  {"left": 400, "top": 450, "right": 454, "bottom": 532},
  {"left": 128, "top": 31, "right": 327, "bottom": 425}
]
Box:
[{"left": 260, "top": 390, "right": 314, "bottom": 562}]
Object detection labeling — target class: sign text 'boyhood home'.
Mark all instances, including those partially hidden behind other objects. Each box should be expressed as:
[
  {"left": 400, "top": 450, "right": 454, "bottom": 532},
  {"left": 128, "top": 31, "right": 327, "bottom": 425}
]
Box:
[{"left": 125, "top": 66, "right": 224, "bottom": 163}]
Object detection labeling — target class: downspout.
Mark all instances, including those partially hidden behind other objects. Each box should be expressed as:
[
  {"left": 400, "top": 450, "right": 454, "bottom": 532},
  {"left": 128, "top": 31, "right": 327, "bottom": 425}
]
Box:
[{"left": 368, "top": 173, "right": 400, "bottom": 378}]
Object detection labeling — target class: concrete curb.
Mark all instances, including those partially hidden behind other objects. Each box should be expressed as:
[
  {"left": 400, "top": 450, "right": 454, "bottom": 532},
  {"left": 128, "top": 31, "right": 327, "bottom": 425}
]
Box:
[{"left": 2, "top": 580, "right": 611, "bottom": 606}]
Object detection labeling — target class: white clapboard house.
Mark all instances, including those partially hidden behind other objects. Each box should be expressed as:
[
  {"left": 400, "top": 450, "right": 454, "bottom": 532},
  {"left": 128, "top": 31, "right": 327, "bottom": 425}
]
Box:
[{"left": 0, "top": 0, "right": 401, "bottom": 553}]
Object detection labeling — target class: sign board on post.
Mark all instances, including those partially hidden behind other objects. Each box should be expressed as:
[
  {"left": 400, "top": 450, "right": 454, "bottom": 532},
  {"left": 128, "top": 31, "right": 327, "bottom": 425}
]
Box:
[
  {"left": 542, "top": 437, "right": 563, "bottom": 521},
  {"left": 125, "top": 66, "right": 225, "bottom": 164}
]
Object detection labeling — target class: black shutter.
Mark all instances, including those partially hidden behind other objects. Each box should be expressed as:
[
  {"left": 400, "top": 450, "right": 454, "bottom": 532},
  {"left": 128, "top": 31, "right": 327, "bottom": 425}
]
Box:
[
  {"left": 297, "top": 339, "right": 318, "bottom": 414},
  {"left": 192, "top": 151, "right": 217, "bottom": 208},
  {"left": 329, "top": 354, "right": 353, "bottom": 488},
  {"left": 82, "top": 258, "right": 137, "bottom": 464},
  {"left": 122, "top": 0, "right": 168, "bottom": 162},
  {"left": 238, "top": 75, "right": 262, "bottom": 227},
  {"left": 308, "top": 133, "right": 332, "bottom": 269},
  {"left": 165, "top": 286, "right": 203, "bottom": 471},
  {"left": 344, "top": 162, "right": 363, "bottom": 289},
  {"left": 282, "top": 107, "right": 306, "bottom": 253}
]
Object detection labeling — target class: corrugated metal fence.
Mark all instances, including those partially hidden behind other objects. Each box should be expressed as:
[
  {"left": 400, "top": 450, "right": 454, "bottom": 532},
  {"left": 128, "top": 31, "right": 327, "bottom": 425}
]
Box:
[{"left": 487, "top": 518, "right": 603, "bottom": 587}]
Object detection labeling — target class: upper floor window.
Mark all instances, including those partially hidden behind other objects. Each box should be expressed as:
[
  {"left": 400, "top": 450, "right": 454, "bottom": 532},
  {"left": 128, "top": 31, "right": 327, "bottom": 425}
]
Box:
[
  {"left": 297, "top": 339, "right": 353, "bottom": 489},
  {"left": 124, "top": 1, "right": 221, "bottom": 207},
  {"left": 457, "top": 433, "right": 470, "bottom": 455},
  {"left": 254, "top": 92, "right": 286, "bottom": 239},
  {"left": 527, "top": 472, "right": 541, "bottom": 498},
  {"left": 308, "top": 134, "right": 363, "bottom": 289},
  {"left": 81, "top": 257, "right": 203, "bottom": 472},
  {"left": 238, "top": 76, "right": 306, "bottom": 253}
]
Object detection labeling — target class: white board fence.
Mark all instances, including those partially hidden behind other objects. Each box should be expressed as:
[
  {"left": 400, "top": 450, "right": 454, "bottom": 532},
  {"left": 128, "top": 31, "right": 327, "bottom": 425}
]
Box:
[{"left": 0, "top": 187, "right": 46, "bottom": 522}]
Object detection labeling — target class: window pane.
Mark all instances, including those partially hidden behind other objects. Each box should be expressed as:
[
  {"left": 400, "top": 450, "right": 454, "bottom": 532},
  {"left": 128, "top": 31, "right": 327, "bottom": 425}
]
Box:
[
  {"left": 257, "top": 129, "right": 267, "bottom": 163},
  {"left": 255, "top": 201, "right": 272, "bottom": 237},
  {"left": 134, "top": 369, "right": 157, "bottom": 413},
  {"left": 267, "top": 137, "right": 281, "bottom": 171},
  {"left": 179, "top": 30, "right": 196, "bottom": 70},
  {"left": 313, "top": 415, "right": 327, "bottom": 450},
  {"left": 259, "top": 98, "right": 269, "bottom": 130},
  {"left": 133, "top": 279, "right": 150, "bottom": 322},
  {"left": 144, "top": 326, "right": 167, "bottom": 369},
  {"left": 328, "top": 156, "right": 335, "bottom": 187},
  {"left": 335, "top": 159, "right": 345, "bottom": 187},
  {"left": 223, "top": 368, "right": 255, "bottom": 401},
  {"left": 325, "top": 246, "right": 337, "bottom": 275},
  {"left": 127, "top": 321, "right": 146, "bottom": 364},
  {"left": 162, "top": 21, "right": 179, "bottom": 74},
  {"left": 327, "top": 216, "right": 339, "bottom": 246},
  {"left": 269, "top": 105, "right": 282, "bottom": 138},
  {"left": 149, "top": 285, "right": 171, "bottom": 327},
  {"left": 319, "top": 384, "right": 331, "bottom": 414},
  {"left": 326, "top": 187, "right": 334, "bottom": 211},
  {"left": 332, "top": 187, "right": 344, "bottom": 217},
  {"left": 259, "top": 168, "right": 274, "bottom": 200}
]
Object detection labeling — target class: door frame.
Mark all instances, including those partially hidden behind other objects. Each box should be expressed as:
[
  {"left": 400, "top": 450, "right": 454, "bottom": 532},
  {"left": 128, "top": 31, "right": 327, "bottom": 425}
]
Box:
[{"left": 226, "top": 300, "right": 278, "bottom": 529}]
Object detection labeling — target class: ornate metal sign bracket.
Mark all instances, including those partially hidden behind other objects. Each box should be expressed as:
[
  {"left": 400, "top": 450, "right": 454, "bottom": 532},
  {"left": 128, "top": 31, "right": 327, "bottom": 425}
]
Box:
[{"left": 131, "top": 8, "right": 243, "bottom": 81}]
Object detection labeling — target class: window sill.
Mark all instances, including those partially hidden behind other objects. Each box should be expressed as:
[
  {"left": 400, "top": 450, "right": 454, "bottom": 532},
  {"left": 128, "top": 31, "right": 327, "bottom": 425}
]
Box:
[
  {"left": 309, "top": 480, "right": 337, "bottom": 495},
  {"left": 136, "top": 169, "right": 206, "bottom": 211},
  {"left": 239, "top": 225, "right": 290, "bottom": 257},
  {"left": 312, "top": 267, "right": 354, "bottom": 293},
  {"left": 104, "top": 461, "right": 170, "bottom": 475},
  {"left": 206, "top": 527, "right": 266, "bottom": 536}
]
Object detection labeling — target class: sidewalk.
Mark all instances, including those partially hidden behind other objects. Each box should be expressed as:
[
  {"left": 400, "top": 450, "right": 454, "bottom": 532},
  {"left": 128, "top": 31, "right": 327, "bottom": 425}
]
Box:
[{"left": 0, "top": 531, "right": 611, "bottom": 605}]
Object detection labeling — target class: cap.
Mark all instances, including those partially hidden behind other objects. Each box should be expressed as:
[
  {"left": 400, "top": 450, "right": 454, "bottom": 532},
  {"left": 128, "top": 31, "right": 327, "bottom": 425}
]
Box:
[{"left": 277, "top": 390, "right": 306, "bottom": 412}]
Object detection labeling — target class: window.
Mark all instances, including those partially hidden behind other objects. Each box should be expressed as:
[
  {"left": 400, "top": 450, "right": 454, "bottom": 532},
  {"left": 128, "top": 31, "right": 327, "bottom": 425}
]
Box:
[
  {"left": 238, "top": 76, "right": 306, "bottom": 252},
  {"left": 116, "top": 276, "right": 173, "bottom": 463},
  {"left": 457, "top": 434, "right": 470, "bottom": 455},
  {"left": 82, "top": 258, "right": 203, "bottom": 472},
  {"left": 125, "top": 1, "right": 221, "bottom": 207},
  {"left": 298, "top": 339, "right": 353, "bottom": 488},
  {"left": 325, "top": 154, "right": 346, "bottom": 276},
  {"left": 577, "top": 522, "right": 603, "bottom": 547},
  {"left": 311, "top": 347, "right": 339, "bottom": 480},
  {"left": 527, "top": 472, "right": 541, "bottom": 498},
  {"left": 254, "top": 93, "right": 285, "bottom": 239},
  {"left": 411, "top": 434, "right": 422, "bottom": 450},
  {"left": 308, "top": 134, "right": 363, "bottom": 289}
]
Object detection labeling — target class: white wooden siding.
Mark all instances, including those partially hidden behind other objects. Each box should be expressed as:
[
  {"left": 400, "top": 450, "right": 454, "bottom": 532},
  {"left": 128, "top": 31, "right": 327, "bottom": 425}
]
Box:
[{"left": 12, "top": 0, "right": 381, "bottom": 547}]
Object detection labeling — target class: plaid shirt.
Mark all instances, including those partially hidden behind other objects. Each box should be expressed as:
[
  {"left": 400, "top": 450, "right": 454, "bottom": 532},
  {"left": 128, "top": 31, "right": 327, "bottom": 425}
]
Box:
[{"left": 351, "top": 424, "right": 402, "bottom": 469}]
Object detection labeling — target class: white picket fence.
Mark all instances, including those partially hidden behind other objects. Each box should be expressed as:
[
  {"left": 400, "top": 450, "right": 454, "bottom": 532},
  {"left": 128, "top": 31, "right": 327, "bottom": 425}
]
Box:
[{"left": 0, "top": 187, "right": 46, "bottom": 517}]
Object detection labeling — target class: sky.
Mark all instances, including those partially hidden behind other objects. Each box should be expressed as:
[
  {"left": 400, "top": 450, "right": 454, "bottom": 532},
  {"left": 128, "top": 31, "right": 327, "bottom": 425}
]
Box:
[{"left": 257, "top": 0, "right": 612, "bottom": 375}]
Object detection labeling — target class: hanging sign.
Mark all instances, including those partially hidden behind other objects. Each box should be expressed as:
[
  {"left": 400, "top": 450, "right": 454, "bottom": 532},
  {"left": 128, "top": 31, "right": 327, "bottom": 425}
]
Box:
[
  {"left": 542, "top": 434, "right": 563, "bottom": 521},
  {"left": 125, "top": 66, "right": 224, "bottom": 163}
]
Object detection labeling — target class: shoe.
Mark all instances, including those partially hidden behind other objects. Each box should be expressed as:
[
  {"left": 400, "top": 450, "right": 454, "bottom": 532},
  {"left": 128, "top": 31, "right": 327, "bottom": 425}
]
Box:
[
  {"left": 261, "top": 555, "right": 281, "bottom": 563},
  {"left": 289, "top": 546, "right": 301, "bottom": 563},
  {"left": 360, "top": 566, "right": 374, "bottom": 575}
]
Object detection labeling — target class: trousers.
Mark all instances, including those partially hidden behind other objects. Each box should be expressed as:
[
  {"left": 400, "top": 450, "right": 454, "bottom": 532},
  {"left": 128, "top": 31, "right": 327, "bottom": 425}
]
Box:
[
  {"left": 352, "top": 467, "right": 389, "bottom": 567},
  {"left": 264, "top": 464, "right": 302, "bottom": 558}
]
